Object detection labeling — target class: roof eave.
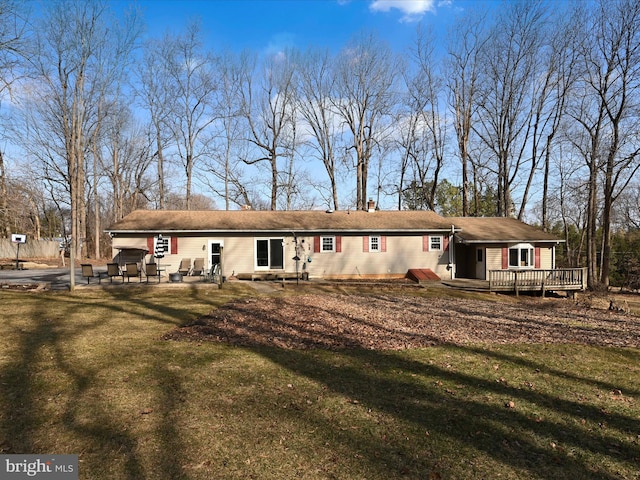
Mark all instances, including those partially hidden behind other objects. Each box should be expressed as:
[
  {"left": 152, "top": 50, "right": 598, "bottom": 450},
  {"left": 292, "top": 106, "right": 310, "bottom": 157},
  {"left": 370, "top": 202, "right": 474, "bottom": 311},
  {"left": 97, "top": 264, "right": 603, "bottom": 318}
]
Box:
[
  {"left": 457, "top": 238, "right": 564, "bottom": 244},
  {"left": 106, "top": 227, "right": 459, "bottom": 235}
]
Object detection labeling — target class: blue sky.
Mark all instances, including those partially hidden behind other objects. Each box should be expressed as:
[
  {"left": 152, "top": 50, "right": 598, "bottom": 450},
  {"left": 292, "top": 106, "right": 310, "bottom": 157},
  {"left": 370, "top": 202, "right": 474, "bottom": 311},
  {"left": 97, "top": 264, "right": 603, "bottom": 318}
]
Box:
[
  {"left": 118, "top": 0, "right": 501, "bottom": 209},
  {"left": 136, "top": 0, "right": 474, "bottom": 54}
]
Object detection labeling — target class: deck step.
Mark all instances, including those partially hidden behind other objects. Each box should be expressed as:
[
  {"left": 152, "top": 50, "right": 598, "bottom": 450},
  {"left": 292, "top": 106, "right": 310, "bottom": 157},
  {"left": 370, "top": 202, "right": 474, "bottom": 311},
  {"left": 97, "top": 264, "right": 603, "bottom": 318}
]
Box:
[
  {"left": 406, "top": 269, "right": 440, "bottom": 284},
  {"left": 236, "top": 272, "right": 301, "bottom": 281}
]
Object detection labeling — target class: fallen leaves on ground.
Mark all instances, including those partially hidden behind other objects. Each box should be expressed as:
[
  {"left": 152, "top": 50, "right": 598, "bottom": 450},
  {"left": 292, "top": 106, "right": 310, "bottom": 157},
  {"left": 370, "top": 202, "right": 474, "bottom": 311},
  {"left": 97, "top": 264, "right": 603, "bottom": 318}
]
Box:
[{"left": 164, "top": 293, "right": 640, "bottom": 350}]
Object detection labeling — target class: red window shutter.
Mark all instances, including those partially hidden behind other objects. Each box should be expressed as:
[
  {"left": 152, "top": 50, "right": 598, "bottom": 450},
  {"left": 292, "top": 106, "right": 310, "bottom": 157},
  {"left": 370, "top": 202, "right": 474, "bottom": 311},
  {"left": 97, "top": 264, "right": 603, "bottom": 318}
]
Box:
[
  {"left": 314, "top": 236, "right": 320, "bottom": 253},
  {"left": 381, "top": 236, "right": 387, "bottom": 252},
  {"left": 336, "top": 236, "right": 342, "bottom": 253},
  {"left": 534, "top": 247, "right": 541, "bottom": 268},
  {"left": 502, "top": 247, "right": 509, "bottom": 269},
  {"left": 363, "top": 236, "right": 369, "bottom": 252},
  {"left": 147, "top": 237, "right": 154, "bottom": 253},
  {"left": 423, "top": 236, "right": 430, "bottom": 252},
  {"left": 443, "top": 236, "right": 449, "bottom": 251},
  {"left": 171, "top": 237, "right": 178, "bottom": 255}
]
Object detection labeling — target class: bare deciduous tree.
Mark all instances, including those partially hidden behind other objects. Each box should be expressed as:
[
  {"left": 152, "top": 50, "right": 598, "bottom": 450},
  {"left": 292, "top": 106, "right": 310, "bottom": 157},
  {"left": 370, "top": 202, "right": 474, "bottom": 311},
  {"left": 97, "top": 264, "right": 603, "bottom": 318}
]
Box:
[
  {"left": 446, "top": 8, "right": 488, "bottom": 217},
  {"left": 21, "top": 0, "right": 140, "bottom": 288},
  {"left": 332, "top": 32, "right": 398, "bottom": 210},
  {"left": 202, "top": 50, "right": 246, "bottom": 210},
  {"left": 240, "top": 50, "right": 297, "bottom": 210},
  {"left": 0, "top": 0, "right": 29, "bottom": 237},
  {"left": 568, "top": 0, "right": 640, "bottom": 289},
  {"left": 474, "top": 0, "right": 548, "bottom": 217},
  {"left": 166, "top": 21, "right": 219, "bottom": 211},
  {"left": 295, "top": 48, "right": 342, "bottom": 210},
  {"left": 135, "top": 37, "right": 176, "bottom": 210},
  {"left": 396, "top": 25, "right": 446, "bottom": 211}
]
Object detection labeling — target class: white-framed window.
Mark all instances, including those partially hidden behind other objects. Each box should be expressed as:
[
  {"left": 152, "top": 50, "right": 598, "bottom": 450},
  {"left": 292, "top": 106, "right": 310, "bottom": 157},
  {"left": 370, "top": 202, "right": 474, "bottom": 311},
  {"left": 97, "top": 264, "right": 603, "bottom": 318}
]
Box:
[
  {"left": 429, "top": 235, "right": 443, "bottom": 251},
  {"left": 321, "top": 236, "right": 335, "bottom": 252},
  {"left": 369, "top": 235, "right": 380, "bottom": 252},
  {"left": 509, "top": 244, "right": 534, "bottom": 268}
]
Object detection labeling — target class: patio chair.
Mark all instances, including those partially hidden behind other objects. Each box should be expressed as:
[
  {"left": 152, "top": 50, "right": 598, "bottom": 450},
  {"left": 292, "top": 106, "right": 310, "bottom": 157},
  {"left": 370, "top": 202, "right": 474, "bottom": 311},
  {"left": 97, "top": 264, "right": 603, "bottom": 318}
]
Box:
[
  {"left": 192, "top": 258, "right": 205, "bottom": 278},
  {"left": 107, "top": 263, "right": 123, "bottom": 283},
  {"left": 145, "top": 262, "right": 161, "bottom": 283},
  {"left": 124, "top": 262, "right": 141, "bottom": 282},
  {"left": 204, "top": 263, "right": 221, "bottom": 284},
  {"left": 81, "top": 264, "right": 102, "bottom": 284},
  {"left": 178, "top": 258, "right": 192, "bottom": 276}
]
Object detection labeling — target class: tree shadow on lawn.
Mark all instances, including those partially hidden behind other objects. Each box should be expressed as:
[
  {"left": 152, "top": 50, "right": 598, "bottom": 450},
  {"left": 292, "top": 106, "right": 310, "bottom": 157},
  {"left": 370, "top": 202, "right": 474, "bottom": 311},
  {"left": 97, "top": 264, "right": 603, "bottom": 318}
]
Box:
[
  {"left": 0, "top": 294, "right": 149, "bottom": 478},
  {"left": 0, "top": 287, "right": 237, "bottom": 479},
  {"left": 3, "top": 286, "right": 638, "bottom": 479},
  {"left": 251, "top": 345, "right": 639, "bottom": 479},
  {"left": 167, "top": 293, "right": 640, "bottom": 479}
]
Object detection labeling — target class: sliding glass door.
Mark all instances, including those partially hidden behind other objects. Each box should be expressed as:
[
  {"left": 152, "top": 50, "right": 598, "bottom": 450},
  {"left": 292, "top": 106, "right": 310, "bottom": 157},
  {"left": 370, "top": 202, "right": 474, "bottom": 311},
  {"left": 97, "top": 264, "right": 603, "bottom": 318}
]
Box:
[{"left": 255, "top": 238, "right": 284, "bottom": 270}]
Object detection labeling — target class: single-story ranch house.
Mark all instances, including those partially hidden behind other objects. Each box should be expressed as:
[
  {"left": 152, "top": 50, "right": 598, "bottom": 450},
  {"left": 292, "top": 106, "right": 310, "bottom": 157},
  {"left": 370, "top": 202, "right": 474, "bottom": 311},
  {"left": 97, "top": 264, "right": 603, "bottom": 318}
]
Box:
[{"left": 106, "top": 207, "right": 567, "bottom": 286}]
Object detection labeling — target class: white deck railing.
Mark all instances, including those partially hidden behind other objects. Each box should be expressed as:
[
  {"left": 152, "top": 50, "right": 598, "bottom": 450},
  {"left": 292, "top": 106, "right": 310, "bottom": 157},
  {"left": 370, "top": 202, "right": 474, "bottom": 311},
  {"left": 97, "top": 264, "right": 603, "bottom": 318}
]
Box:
[{"left": 489, "top": 268, "right": 587, "bottom": 294}]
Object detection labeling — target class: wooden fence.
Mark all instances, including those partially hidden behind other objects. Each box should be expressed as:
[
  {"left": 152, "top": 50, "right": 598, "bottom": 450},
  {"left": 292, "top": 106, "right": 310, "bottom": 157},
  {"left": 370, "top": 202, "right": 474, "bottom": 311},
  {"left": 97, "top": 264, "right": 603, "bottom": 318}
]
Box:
[
  {"left": 489, "top": 268, "right": 587, "bottom": 295},
  {"left": 0, "top": 239, "right": 60, "bottom": 259}
]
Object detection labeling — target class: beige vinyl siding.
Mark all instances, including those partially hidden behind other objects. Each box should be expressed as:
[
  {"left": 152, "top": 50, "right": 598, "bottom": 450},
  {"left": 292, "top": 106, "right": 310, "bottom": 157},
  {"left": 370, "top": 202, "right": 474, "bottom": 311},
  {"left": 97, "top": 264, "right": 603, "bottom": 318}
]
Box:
[
  {"left": 303, "top": 235, "right": 451, "bottom": 279},
  {"left": 480, "top": 245, "right": 555, "bottom": 277},
  {"left": 486, "top": 247, "right": 504, "bottom": 273},
  {"left": 539, "top": 246, "right": 553, "bottom": 269},
  {"left": 171, "top": 237, "right": 207, "bottom": 273},
  {"left": 179, "top": 236, "right": 263, "bottom": 275},
  {"left": 219, "top": 237, "right": 253, "bottom": 274},
  {"left": 180, "top": 236, "right": 279, "bottom": 275},
  {"left": 113, "top": 232, "right": 454, "bottom": 279}
]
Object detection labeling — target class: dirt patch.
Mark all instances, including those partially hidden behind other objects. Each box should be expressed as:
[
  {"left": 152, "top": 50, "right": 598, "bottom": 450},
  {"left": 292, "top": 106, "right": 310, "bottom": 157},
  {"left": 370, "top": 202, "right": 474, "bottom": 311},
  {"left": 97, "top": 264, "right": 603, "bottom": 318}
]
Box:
[
  {"left": 0, "top": 282, "right": 49, "bottom": 292},
  {"left": 164, "top": 293, "right": 640, "bottom": 350}
]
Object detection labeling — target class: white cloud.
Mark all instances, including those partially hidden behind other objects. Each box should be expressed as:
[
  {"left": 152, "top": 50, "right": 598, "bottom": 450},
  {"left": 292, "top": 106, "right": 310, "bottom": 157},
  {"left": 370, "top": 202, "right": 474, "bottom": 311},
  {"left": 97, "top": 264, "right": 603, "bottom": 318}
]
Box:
[
  {"left": 369, "top": 0, "right": 435, "bottom": 22},
  {"left": 264, "top": 32, "right": 296, "bottom": 58}
]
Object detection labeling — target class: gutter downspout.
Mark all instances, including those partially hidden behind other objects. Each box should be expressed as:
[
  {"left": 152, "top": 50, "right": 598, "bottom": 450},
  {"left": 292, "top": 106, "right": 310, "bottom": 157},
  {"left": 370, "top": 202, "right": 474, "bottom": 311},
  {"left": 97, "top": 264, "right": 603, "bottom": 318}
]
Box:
[{"left": 449, "top": 224, "right": 455, "bottom": 280}]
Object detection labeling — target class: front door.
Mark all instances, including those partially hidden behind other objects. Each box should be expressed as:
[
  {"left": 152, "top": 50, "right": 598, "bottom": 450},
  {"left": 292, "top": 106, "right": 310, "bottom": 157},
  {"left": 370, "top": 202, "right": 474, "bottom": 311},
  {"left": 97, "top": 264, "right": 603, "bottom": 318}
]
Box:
[
  {"left": 208, "top": 241, "right": 224, "bottom": 271},
  {"left": 475, "top": 247, "right": 486, "bottom": 280},
  {"left": 255, "top": 238, "right": 284, "bottom": 270}
]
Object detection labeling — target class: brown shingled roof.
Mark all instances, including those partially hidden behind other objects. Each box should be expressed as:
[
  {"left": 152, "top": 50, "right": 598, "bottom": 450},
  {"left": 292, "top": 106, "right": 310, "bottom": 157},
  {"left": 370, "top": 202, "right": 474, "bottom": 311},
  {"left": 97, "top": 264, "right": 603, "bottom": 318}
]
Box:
[
  {"left": 106, "top": 209, "right": 455, "bottom": 234},
  {"left": 450, "top": 217, "right": 561, "bottom": 243}
]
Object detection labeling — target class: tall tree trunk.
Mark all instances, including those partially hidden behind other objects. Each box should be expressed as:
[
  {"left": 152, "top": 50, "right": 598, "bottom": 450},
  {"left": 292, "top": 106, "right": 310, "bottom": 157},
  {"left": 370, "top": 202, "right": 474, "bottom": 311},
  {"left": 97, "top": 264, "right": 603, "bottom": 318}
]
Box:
[
  {"left": 92, "top": 119, "right": 101, "bottom": 259},
  {"left": 541, "top": 142, "right": 551, "bottom": 231},
  {"left": 461, "top": 148, "right": 469, "bottom": 216},
  {"left": 0, "top": 150, "right": 10, "bottom": 237},
  {"left": 586, "top": 160, "right": 599, "bottom": 289},
  {"left": 185, "top": 152, "right": 192, "bottom": 210},
  {"left": 156, "top": 130, "right": 165, "bottom": 210}
]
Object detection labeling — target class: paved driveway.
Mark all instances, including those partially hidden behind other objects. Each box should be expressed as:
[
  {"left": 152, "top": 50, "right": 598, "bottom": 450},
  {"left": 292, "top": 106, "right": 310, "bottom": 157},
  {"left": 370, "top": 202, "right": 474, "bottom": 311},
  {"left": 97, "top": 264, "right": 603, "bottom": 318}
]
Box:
[{"left": 0, "top": 267, "right": 81, "bottom": 291}]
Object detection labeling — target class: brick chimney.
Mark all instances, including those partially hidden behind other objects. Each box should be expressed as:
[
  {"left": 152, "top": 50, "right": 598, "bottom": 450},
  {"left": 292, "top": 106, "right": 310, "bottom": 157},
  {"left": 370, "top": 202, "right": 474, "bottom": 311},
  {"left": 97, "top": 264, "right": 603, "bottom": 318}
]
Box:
[{"left": 367, "top": 198, "right": 376, "bottom": 212}]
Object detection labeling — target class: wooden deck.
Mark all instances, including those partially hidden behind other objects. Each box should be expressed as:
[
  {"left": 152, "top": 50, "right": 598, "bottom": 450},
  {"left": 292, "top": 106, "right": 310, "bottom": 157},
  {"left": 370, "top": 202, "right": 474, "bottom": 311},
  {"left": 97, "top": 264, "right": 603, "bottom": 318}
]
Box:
[
  {"left": 236, "top": 272, "right": 302, "bottom": 281},
  {"left": 488, "top": 268, "right": 587, "bottom": 296},
  {"left": 234, "top": 268, "right": 588, "bottom": 297}
]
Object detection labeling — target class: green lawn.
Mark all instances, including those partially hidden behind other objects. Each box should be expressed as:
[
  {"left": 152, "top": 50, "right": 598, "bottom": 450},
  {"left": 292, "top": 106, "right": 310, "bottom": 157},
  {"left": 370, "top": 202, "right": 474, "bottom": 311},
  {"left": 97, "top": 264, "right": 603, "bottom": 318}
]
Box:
[{"left": 0, "top": 285, "right": 638, "bottom": 479}]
